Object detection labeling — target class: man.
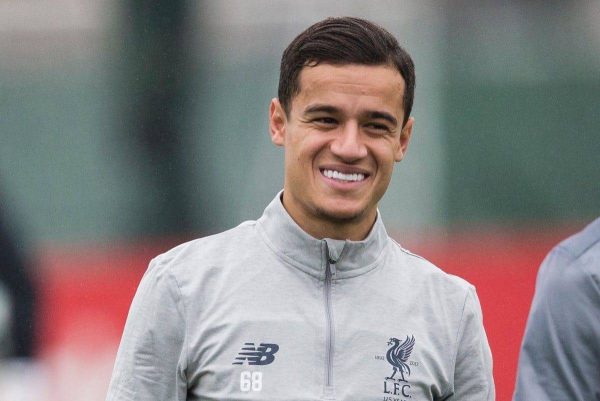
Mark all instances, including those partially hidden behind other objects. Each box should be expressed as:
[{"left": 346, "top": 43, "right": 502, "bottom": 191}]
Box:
[
  {"left": 107, "top": 17, "right": 494, "bottom": 400},
  {"left": 513, "top": 217, "right": 600, "bottom": 401}
]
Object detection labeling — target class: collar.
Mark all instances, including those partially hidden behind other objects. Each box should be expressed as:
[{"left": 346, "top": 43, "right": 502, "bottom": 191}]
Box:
[{"left": 256, "top": 191, "right": 389, "bottom": 280}]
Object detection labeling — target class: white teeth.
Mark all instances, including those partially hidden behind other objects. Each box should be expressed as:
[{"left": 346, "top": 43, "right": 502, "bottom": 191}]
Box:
[{"left": 322, "top": 169, "right": 366, "bottom": 182}]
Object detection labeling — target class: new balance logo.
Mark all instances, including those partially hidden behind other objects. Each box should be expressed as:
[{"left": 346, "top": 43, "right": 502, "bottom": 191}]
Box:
[{"left": 232, "top": 342, "right": 279, "bottom": 365}]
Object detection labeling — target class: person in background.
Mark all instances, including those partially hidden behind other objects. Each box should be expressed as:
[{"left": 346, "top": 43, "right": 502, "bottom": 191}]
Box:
[
  {"left": 0, "top": 204, "right": 36, "bottom": 358},
  {"left": 513, "top": 217, "right": 600, "bottom": 401},
  {"left": 107, "top": 17, "right": 494, "bottom": 401}
]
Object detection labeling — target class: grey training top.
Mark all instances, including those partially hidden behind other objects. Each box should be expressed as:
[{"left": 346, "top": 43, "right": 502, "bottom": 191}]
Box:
[
  {"left": 107, "top": 192, "right": 495, "bottom": 401},
  {"left": 513, "top": 217, "right": 600, "bottom": 401}
]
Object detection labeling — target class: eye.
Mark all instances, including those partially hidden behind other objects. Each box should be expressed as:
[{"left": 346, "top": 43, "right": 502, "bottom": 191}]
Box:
[
  {"left": 313, "top": 117, "right": 338, "bottom": 125},
  {"left": 310, "top": 117, "right": 339, "bottom": 130},
  {"left": 365, "top": 122, "right": 391, "bottom": 133}
]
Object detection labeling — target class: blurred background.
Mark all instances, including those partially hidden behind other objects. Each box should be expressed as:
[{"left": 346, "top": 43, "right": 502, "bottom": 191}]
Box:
[{"left": 0, "top": 0, "right": 599, "bottom": 400}]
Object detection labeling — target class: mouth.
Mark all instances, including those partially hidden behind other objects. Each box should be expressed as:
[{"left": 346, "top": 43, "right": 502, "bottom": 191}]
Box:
[{"left": 320, "top": 168, "right": 369, "bottom": 183}]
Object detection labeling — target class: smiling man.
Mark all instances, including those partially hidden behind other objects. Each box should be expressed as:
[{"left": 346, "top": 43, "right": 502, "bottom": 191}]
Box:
[
  {"left": 107, "top": 17, "right": 495, "bottom": 401},
  {"left": 270, "top": 62, "right": 411, "bottom": 241}
]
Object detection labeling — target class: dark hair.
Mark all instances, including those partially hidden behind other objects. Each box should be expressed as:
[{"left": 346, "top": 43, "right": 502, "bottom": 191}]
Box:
[{"left": 278, "top": 17, "right": 415, "bottom": 126}]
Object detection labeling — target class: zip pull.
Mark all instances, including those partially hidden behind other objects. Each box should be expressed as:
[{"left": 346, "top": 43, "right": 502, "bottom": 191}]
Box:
[
  {"left": 324, "top": 241, "right": 340, "bottom": 279},
  {"left": 324, "top": 238, "right": 345, "bottom": 270},
  {"left": 327, "top": 259, "right": 337, "bottom": 280}
]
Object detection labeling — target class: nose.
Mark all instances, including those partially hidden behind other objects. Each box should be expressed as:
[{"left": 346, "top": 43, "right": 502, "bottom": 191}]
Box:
[{"left": 329, "top": 122, "right": 368, "bottom": 161}]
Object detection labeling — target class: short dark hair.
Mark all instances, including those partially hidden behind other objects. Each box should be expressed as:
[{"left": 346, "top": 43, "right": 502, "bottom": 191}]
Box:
[{"left": 278, "top": 17, "right": 415, "bottom": 126}]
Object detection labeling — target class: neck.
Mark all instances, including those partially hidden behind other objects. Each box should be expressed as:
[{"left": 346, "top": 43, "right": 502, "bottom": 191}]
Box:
[{"left": 280, "top": 193, "right": 376, "bottom": 241}]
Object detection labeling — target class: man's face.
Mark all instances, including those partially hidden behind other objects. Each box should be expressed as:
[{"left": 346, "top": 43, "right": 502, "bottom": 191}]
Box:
[{"left": 269, "top": 63, "right": 413, "bottom": 240}]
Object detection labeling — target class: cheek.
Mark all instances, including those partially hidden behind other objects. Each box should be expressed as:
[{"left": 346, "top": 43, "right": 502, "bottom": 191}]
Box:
[
  {"left": 289, "top": 136, "right": 327, "bottom": 163},
  {"left": 373, "top": 145, "right": 397, "bottom": 173},
  {"left": 284, "top": 142, "right": 315, "bottom": 176}
]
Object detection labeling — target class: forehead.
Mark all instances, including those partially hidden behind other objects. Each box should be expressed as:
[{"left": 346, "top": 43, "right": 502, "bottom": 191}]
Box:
[{"left": 293, "top": 63, "right": 405, "bottom": 112}]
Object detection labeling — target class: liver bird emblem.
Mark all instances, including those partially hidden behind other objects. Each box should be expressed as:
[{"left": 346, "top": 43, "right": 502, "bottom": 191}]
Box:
[{"left": 385, "top": 336, "right": 415, "bottom": 382}]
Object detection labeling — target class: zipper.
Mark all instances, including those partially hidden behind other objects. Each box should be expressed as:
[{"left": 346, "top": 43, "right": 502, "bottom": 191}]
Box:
[{"left": 323, "top": 241, "right": 337, "bottom": 398}]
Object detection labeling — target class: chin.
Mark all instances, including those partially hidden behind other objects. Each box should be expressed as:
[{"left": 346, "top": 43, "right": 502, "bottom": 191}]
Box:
[{"left": 314, "top": 204, "right": 368, "bottom": 224}]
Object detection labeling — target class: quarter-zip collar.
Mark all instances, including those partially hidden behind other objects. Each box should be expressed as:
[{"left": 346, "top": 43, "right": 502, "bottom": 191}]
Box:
[{"left": 257, "top": 191, "right": 389, "bottom": 280}]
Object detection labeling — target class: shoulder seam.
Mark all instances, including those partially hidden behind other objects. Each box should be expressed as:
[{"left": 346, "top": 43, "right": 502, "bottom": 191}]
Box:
[
  {"left": 390, "top": 238, "right": 427, "bottom": 262},
  {"left": 160, "top": 258, "right": 190, "bottom": 380},
  {"left": 446, "top": 287, "right": 471, "bottom": 397},
  {"left": 555, "top": 235, "right": 600, "bottom": 261},
  {"left": 167, "top": 269, "right": 190, "bottom": 380}
]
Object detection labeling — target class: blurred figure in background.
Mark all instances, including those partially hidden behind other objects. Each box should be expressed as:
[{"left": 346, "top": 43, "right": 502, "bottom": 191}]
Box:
[
  {"left": 0, "top": 203, "right": 36, "bottom": 358},
  {"left": 513, "top": 217, "right": 600, "bottom": 401}
]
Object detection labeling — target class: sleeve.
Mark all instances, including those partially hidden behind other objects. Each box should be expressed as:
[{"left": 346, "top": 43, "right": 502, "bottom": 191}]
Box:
[
  {"left": 106, "top": 257, "right": 188, "bottom": 401},
  {"left": 450, "top": 286, "right": 495, "bottom": 401},
  {"left": 512, "top": 248, "right": 600, "bottom": 401}
]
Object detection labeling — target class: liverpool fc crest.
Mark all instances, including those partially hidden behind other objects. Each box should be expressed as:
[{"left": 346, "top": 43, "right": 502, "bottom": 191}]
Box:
[{"left": 385, "top": 336, "right": 415, "bottom": 382}]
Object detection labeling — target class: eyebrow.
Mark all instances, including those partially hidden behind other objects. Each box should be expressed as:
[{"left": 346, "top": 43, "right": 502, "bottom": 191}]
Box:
[
  {"left": 303, "top": 104, "right": 340, "bottom": 115},
  {"left": 367, "top": 111, "right": 398, "bottom": 127}
]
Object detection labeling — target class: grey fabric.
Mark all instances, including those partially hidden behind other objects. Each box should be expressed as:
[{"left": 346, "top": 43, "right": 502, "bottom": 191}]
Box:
[
  {"left": 107, "top": 192, "right": 494, "bottom": 401},
  {"left": 513, "top": 217, "right": 600, "bottom": 401}
]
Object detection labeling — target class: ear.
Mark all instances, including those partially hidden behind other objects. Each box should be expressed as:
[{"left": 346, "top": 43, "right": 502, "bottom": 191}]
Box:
[
  {"left": 394, "top": 117, "right": 414, "bottom": 162},
  {"left": 269, "top": 98, "right": 287, "bottom": 147}
]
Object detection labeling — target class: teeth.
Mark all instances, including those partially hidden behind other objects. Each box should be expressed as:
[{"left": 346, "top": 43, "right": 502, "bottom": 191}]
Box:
[{"left": 322, "top": 169, "right": 366, "bottom": 182}]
